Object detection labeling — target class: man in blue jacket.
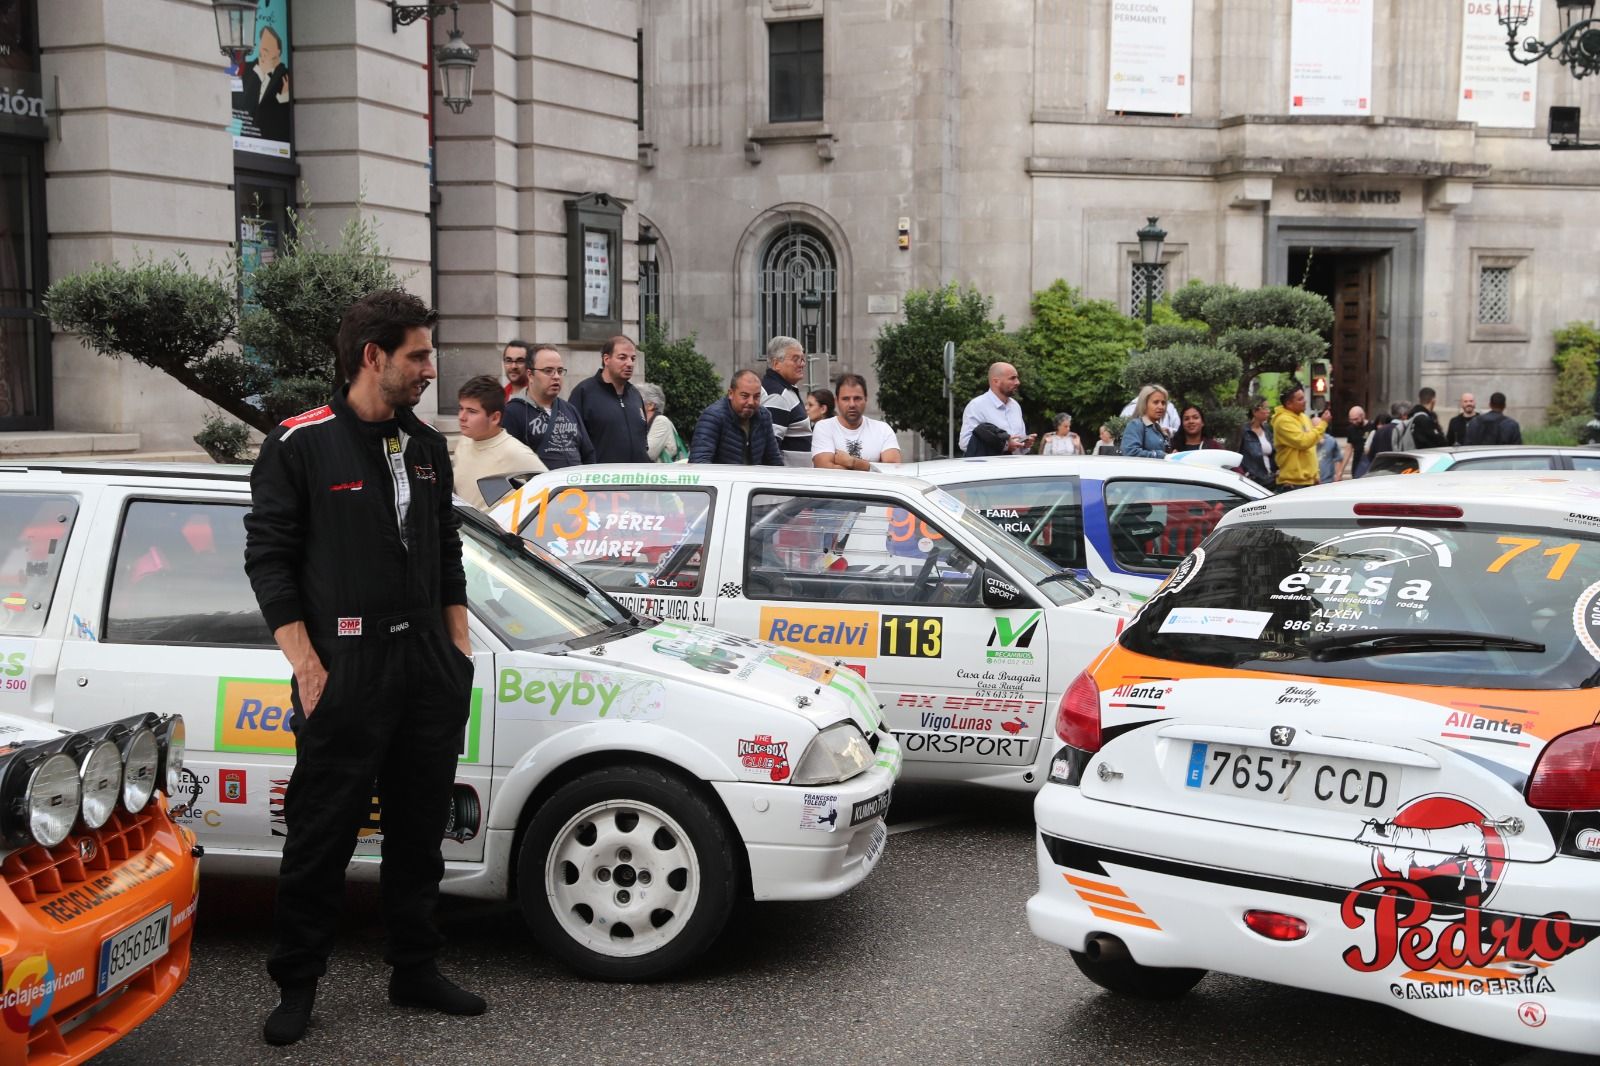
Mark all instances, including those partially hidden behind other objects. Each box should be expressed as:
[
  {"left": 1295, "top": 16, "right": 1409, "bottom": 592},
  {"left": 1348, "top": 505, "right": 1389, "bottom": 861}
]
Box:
[
  {"left": 691, "top": 370, "right": 784, "bottom": 465},
  {"left": 568, "top": 335, "right": 648, "bottom": 463}
]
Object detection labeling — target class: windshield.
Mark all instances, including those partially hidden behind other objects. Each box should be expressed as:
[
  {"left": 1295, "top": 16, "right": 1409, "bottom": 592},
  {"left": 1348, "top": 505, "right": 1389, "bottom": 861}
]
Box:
[
  {"left": 925, "top": 488, "right": 1086, "bottom": 606},
  {"left": 460, "top": 516, "right": 629, "bottom": 650},
  {"left": 1120, "top": 519, "right": 1600, "bottom": 689}
]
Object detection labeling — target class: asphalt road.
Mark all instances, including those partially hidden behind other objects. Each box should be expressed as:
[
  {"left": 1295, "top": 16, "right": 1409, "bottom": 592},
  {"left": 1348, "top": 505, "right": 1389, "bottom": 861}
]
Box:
[{"left": 93, "top": 785, "right": 1591, "bottom": 1066}]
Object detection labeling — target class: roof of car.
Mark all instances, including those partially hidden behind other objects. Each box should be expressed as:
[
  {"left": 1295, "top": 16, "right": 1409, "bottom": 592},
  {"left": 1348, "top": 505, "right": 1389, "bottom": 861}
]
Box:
[
  {"left": 1379, "top": 444, "right": 1599, "bottom": 459},
  {"left": 524, "top": 464, "right": 944, "bottom": 495},
  {"left": 893, "top": 455, "right": 1267, "bottom": 493},
  {"left": 0, "top": 461, "right": 252, "bottom": 484},
  {"left": 1215, "top": 470, "right": 1600, "bottom": 528}
]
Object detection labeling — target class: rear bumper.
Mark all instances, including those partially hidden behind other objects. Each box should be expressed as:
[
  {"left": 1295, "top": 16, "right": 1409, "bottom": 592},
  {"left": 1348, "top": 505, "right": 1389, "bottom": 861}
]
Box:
[
  {"left": 1029, "top": 783, "right": 1600, "bottom": 1055},
  {"left": 713, "top": 764, "right": 895, "bottom": 901}
]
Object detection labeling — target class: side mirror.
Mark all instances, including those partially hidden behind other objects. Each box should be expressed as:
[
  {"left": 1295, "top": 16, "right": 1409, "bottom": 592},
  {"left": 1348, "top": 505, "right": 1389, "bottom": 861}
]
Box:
[{"left": 981, "top": 568, "right": 1026, "bottom": 609}]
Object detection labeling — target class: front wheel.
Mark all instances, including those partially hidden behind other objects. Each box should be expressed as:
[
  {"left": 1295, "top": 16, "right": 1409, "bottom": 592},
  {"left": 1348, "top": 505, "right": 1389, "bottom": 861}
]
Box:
[
  {"left": 517, "top": 765, "right": 738, "bottom": 981},
  {"left": 1069, "top": 949, "right": 1206, "bottom": 999}
]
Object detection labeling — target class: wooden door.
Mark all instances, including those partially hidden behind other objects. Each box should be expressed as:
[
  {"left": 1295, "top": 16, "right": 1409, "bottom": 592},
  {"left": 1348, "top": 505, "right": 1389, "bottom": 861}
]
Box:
[{"left": 1330, "top": 258, "right": 1375, "bottom": 428}]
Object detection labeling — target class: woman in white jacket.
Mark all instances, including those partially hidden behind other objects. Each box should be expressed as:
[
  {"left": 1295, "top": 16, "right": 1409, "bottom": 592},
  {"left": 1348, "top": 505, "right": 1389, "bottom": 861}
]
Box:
[{"left": 639, "top": 382, "right": 685, "bottom": 462}]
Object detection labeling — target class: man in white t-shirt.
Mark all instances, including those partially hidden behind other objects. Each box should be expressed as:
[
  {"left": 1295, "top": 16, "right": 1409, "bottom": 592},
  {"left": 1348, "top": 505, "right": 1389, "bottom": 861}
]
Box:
[{"left": 811, "top": 373, "right": 902, "bottom": 470}]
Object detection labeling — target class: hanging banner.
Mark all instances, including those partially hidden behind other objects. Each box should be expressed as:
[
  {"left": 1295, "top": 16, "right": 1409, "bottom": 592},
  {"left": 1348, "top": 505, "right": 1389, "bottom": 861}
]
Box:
[
  {"left": 1459, "top": 0, "right": 1539, "bottom": 128},
  {"left": 228, "top": 0, "right": 293, "bottom": 159},
  {"left": 1106, "top": 0, "right": 1193, "bottom": 115},
  {"left": 1289, "top": 0, "right": 1374, "bottom": 117}
]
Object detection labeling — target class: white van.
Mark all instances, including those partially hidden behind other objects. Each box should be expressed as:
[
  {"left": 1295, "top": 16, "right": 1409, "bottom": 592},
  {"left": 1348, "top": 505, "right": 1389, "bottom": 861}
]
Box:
[{"left": 0, "top": 463, "right": 898, "bottom": 980}]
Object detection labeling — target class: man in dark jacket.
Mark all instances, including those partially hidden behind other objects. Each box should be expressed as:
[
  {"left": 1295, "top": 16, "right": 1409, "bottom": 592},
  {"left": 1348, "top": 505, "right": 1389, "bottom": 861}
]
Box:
[
  {"left": 1445, "top": 392, "right": 1476, "bottom": 446},
  {"left": 1407, "top": 387, "right": 1447, "bottom": 449},
  {"left": 691, "top": 370, "right": 784, "bottom": 465},
  {"left": 244, "top": 290, "right": 485, "bottom": 1046},
  {"left": 1463, "top": 391, "right": 1523, "bottom": 445},
  {"left": 568, "top": 335, "right": 648, "bottom": 463},
  {"left": 502, "top": 344, "right": 594, "bottom": 468}
]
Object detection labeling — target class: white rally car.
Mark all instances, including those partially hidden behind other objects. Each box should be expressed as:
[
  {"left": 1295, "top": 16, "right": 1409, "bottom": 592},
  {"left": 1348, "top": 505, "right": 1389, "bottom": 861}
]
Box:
[
  {"left": 489, "top": 466, "right": 1135, "bottom": 792},
  {"left": 0, "top": 463, "right": 897, "bottom": 980},
  {"left": 1027, "top": 473, "right": 1600, "bottom": 1053},
  {"left": 886, "top": 456, "right": 1269, "bottom": 599}
]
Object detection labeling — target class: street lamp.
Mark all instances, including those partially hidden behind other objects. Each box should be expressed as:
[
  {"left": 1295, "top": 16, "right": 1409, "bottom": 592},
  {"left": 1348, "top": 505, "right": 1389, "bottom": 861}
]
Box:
[
  {"left": 1498, "top": 0, "right": 1600, "bottom": 78},
  {"left": 390, "top": 1, "right": 480, "bottom": 114},
  {"left": 1135, "top": 216, "right": 1167, "bottom": 325},
  {"left": 211, "top": 0, "right": 257, "bottom": 57},
  {"left": 797, "top": 287, "right": 822, "bottom": 355}
]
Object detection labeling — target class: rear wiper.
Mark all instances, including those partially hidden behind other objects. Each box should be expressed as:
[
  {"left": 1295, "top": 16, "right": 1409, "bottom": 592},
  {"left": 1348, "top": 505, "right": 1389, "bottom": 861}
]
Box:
[{"left": 1307, "top": 630, "right": 1544, "bottom": 662}]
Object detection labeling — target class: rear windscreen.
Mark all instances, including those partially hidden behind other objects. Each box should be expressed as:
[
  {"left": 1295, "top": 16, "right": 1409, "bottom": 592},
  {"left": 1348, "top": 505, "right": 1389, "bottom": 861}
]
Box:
[{"left": 1120, "top": 520, "right": 1600, "bottom": 690}]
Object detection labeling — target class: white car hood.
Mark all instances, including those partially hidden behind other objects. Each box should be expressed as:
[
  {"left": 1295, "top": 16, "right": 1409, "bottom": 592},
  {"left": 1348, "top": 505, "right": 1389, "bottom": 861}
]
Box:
[
  {"left": 570, "top": 621, "right": 883, "bottom": 734},
  {"left": 0, "top": 713, "right": 67, "bottom": 750}
]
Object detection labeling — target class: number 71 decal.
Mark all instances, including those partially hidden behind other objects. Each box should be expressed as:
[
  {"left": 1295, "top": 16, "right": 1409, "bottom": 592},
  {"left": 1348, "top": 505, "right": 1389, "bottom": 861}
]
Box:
[{"left": 1486, "top": 537, "right": 1581, "bottom": 581}]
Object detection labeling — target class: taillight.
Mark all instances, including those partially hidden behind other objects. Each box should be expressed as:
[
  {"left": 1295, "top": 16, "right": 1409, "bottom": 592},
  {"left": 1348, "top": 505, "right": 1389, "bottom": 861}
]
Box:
[
  {"left": 1244, "top": 910, "right": 1308, "bottom": 942},
  {"left": 1056, "top": 671, "right": 1102, "bottom": 752},
  {"left": 1527, "top": 726, "right": 1600, "bottom": 811}
]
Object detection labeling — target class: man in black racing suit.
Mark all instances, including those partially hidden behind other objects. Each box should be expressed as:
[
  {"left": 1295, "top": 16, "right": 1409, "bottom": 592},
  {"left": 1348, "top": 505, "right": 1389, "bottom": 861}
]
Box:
[{"left": 244, "top": 289, "right": 486, "bottom": 1046}]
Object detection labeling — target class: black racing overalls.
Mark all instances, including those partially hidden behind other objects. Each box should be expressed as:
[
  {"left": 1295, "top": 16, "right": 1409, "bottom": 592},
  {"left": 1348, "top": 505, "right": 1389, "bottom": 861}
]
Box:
[{"left": 244, "top": 387, "right": 473, "bottom": 986}]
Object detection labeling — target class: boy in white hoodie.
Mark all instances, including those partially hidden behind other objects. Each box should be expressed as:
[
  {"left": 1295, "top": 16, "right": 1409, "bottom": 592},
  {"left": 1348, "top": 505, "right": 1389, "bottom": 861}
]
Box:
[{"left": 452, "top": 374, "right": 546, "bottom": 510}]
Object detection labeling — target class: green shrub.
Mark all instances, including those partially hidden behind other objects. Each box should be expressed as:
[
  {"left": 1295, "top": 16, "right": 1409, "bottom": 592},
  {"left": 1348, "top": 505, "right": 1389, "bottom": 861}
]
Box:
[
  {"left": 1021, "top": 281, "right": 1145, "bottom": 435},
  {"left": 1550, "top": 321, "right": 1598, "bottom": 423},
  {"left": 1524, "top": 415, "right": 1592, "bottom": 446},
  {"left": 874, "top": 284, "right": 1003, "bottom": 448},
  {"left": 640, "top": 316, "right": 722, "bottom": 427},
  {"left": 194, "top": 413, "right": 254, "bottom": 464}
]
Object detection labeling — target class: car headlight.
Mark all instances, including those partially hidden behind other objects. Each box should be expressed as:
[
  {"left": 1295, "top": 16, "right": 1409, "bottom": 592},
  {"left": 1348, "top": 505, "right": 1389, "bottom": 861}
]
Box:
[
  {"left": 120, "top": 728, "right": 159, "bottom": 813},
  {"left": 792, "top": 723, "right": 875, "bottom": 785},
  {"left": 78, "top": 739, "right": 123, "bottom": 830},
  {"left": 27, "top": 753, "right": 82, "bottom": 848},
  {"left": 156, "top": 716, "right": 186, "bottom": 797}
]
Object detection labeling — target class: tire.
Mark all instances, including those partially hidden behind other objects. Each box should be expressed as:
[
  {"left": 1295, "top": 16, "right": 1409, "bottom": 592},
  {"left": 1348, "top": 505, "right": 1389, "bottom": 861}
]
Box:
[
  {"left": 517, "top": 765, "right": 738, "bottom": 981},
  {"left": 1069, "top": 949, "right": 1206, "bottom": 1000}
]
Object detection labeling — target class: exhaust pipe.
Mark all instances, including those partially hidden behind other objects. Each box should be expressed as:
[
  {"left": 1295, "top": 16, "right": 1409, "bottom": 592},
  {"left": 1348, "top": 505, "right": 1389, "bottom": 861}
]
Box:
[{"left": 1084, "top": 932, "right": 1128, "bottom": 963}]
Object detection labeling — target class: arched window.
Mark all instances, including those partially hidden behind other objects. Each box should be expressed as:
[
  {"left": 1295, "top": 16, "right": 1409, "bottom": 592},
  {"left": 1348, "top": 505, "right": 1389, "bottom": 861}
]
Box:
[{"left": 757, "top": 224, "right": 836, "bottom": 357}]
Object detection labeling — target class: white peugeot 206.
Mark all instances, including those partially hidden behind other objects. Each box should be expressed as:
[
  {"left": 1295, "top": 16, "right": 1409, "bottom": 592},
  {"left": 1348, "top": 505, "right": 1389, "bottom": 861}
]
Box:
[
  {"left": 0, "top": 462, "right": 897, "bottom": 982},
  {"left": 1027, "top": 473, "right": 1600, "bottom": 1053}
]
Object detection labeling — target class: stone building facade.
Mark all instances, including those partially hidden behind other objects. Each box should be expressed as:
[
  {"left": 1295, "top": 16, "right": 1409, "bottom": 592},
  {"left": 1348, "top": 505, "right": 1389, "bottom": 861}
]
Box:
[
  {"left": 640, "top": 0, "right": 1600, "bottom": 432},
  {"left": 6, "top": 0, "right": 1598, "bottom": 450}
]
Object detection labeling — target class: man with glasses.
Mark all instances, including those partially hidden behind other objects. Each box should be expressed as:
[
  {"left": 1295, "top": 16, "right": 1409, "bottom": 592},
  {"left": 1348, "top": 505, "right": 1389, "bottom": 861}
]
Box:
[
  {"left": 761, "top": 336, "right": 812, "bottom": 467},
  {"left": 503, "top": 344, "right": 595, "bottom": 469},
  {"left": 500, "top": 340, "right": 532, "bottom": 400}
]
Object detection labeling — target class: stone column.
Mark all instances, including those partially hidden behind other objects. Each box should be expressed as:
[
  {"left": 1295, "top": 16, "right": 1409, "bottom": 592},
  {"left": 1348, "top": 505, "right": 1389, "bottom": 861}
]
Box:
[{"left": 40, "top": 0, "right": 234, "bottom": 449}]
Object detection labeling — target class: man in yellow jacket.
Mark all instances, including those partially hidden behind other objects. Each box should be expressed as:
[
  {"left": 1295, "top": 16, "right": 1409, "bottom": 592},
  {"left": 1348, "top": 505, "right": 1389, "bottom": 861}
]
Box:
[{"left": 1271, "top": 383, "right": 1331, "bottom": 491}]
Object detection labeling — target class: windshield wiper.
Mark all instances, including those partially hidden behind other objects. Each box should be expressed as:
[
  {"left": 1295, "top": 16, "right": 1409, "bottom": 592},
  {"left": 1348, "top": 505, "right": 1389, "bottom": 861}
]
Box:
[
  {"left": 1307, "top": 630, "right": 1545, "bottom": 662},
  {"left": 1037, "top": 571, "right": 1094, "bottom": 596}
]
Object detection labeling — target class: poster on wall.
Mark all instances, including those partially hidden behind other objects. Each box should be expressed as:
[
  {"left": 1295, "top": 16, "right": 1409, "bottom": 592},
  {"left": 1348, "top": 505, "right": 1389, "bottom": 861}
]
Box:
[
  {"left": 1106, "top": 0, "right": 1193, "bottom": 114},
  {"left": 583, "top": 230, "right": 611, "bottom": 318},
  {"left": 1459, "top": 0, "right": 1539, "bottom": 128},
  {"left": 228, "top": 0, "right": 292, "bottom": 158},
  {"left": 0, "top": 0, "right": 46, "bottom": 140},
  {"left": 1289, "top": 0, "right": 1374, "bottom": 117}
]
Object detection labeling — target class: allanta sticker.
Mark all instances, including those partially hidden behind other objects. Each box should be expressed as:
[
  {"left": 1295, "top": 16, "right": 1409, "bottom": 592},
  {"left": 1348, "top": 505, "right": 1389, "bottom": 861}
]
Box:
[{"left": 799, "top": 792, "right": 840, "bottom": 832}]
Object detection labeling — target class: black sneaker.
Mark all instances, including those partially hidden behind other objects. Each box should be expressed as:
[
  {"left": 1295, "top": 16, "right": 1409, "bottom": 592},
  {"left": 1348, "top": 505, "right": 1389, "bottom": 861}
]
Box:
[
  {"left": 388, "top": 964, "right": 486, "bottom": 1016},
  {"left": 262, "top": 982, "right": 316, "bottom": 1046}
]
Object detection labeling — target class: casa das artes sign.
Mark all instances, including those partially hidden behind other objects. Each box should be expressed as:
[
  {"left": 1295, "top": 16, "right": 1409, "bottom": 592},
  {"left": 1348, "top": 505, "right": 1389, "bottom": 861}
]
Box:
[
  {"left": 0, "top": 0, "right": 47, "bottom": 140},
  {"left": 1294, "top": 187, "right": 1403, "bottom": 206}
]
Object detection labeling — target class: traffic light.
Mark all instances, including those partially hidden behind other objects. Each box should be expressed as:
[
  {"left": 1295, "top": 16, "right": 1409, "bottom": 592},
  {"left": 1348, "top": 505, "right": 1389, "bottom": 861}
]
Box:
[{"left": 1311, "top": 360, "right": 1330, "bottom": 399}]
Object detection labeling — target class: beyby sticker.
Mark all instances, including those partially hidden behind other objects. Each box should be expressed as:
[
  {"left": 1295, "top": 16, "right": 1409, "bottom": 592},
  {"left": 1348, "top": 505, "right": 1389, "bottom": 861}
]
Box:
[
  {"left": 497, "top": 668, "right": 664, "bottom": 721},
  {"left": 737, "top": 735, "right": 791, "bottom": 781}
]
